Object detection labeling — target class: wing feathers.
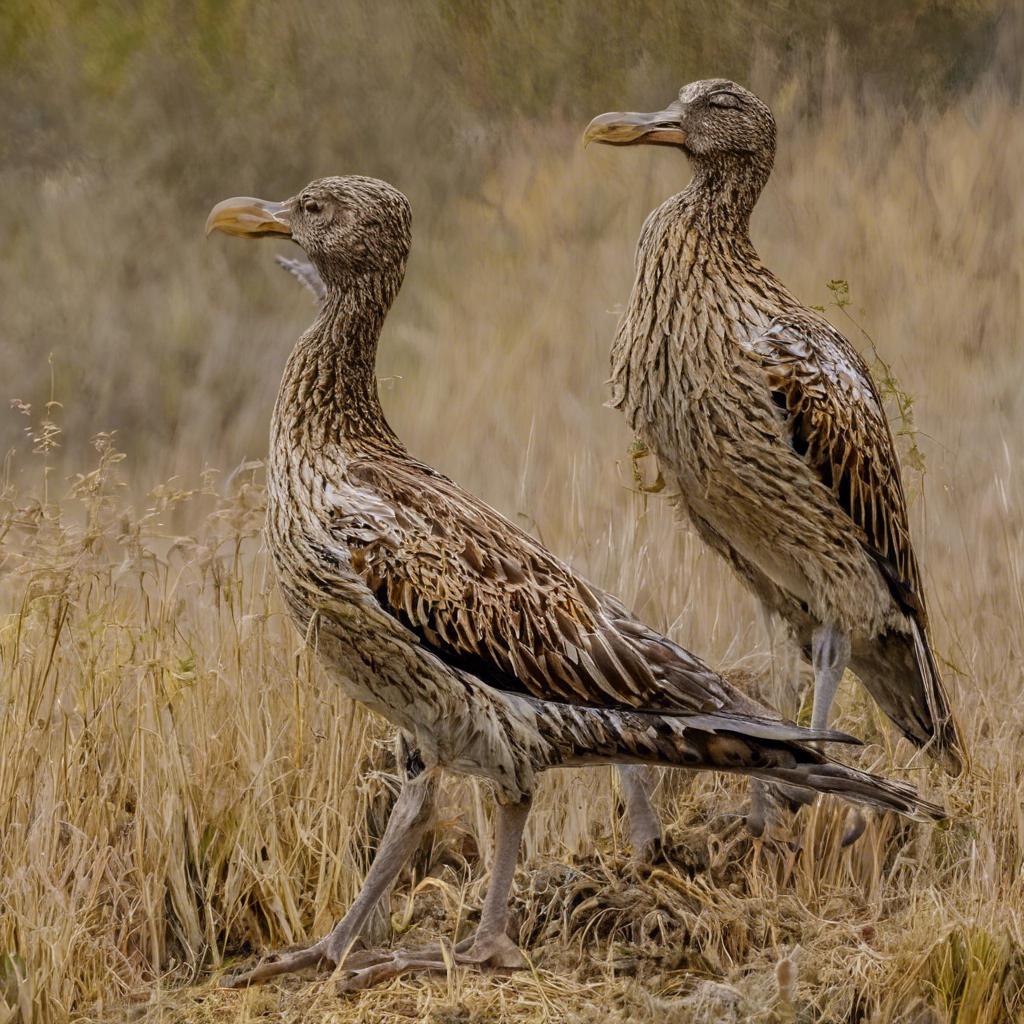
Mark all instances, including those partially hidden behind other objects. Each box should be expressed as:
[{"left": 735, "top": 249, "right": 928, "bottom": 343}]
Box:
[
  {"left": 752, "top": 314, "right": 963, "bottom": 762},
  {"left": 752, "top": 314, "right": 923, "bottom": 619},
  {"left": 331, "top": 458, "right": 740, "bottom": 718}
]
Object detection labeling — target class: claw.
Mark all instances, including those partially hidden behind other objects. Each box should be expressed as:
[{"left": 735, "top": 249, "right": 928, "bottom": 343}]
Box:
[
  {"left": 332, "top": 935, "right": 528, "bottom": 994},
  {"left": 337, "top": 953, "right": 448, "bottom": 994},
  {"left": 841, "top": 808, "right": 868, "bottom": 847}
]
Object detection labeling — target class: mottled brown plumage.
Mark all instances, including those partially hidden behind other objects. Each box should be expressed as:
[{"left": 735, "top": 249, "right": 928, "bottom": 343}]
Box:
[
  {"left": 206, "top": 175, "right": 944, "bottom": 991},
  {"left": 272, "top": 240, "right": 674, "bottom": 859},
  {"left": 586, "top": 79, "right": 963, "bottom": 765}
]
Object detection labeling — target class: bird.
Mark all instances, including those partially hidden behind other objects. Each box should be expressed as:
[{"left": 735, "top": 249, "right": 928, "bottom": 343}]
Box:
[
  {"left": 268, "top": 251, "right": 792, "bottom": 846},
  {"left": 205, "top": 175, "right": 944, "bottom": 992},
  {"left": 274, "top": 249, "right": 817, "bottom": 846},
  {"left": 271, "top": 246, "right": 671, "bottom": 863},
  {"left": 584, "top": 80, "right": 964, "bottom": 790}
]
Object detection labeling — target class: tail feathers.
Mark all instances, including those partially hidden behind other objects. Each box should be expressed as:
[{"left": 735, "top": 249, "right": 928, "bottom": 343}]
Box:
[
  {"left": 679, "top": 710, "right": 859, "bottom": 747},
  {"left": 850, "top": 619, "right": 964, "bottom": 771},
  {"left": 553, "top": 704, "right": 946, "bottom": 825},
  {"left": 908, "top": 617, "right": 964, "bottom": 770},
  {"left": 676, "top": 721, "right": 947, "bottom": 823},
  {"left": 274, "top": 255, "right": 327, "bottom": 303},
  {"left": 763, "top": 759, "right": 945, "bottom": 823}
]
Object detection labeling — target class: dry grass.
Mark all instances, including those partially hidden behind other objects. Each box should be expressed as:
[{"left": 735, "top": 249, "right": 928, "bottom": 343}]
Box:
[{"left": 2, "top": 9, "right": 1024, "bottom": 1023}]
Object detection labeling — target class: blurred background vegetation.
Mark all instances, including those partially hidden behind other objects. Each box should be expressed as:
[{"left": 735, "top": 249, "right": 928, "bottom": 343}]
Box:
[{"left": 0, "top": 0, "right": 1018, "bottom": 477}]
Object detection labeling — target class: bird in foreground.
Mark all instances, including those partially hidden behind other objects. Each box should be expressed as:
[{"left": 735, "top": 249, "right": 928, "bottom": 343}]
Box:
[
  {"left": 272, "top": 252, "right": 801, "bottom": 846},
  {"left": 206, "top": 175, "right": 944, "bottom": 992},
  {"left": 585, "top": 81, "right": 964, "bottom": 783},
  {"left": 273, "top": 250, "right": 672, "bottom": 863},
  {"left": 270, "top": 253, "right": 802, "bottom": 847}
]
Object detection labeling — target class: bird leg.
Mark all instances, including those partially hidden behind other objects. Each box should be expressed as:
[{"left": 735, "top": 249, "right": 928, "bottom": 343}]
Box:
[
  {"left": 811, "top": 623, "right": 866, "bottom": 844},
  {"left": 221, "top": 769, "right": 438, "bottom": 988},
  {"left": 456, "top": 796, "right": 531, "bottom": 966},
  {"left": 811, "top": 623, "right": 851, "bottom": 734},
  {"left": 744, "top": 778, "right": 774, "bottom": 838},
  {"left": 617, "top": 765, "right": 663, "bottom": 865},
  {"left": 334, "top": 796, "right": 532, "bottom": 993}
]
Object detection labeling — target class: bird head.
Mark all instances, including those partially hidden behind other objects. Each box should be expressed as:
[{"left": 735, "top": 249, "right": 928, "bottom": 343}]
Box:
[
  {"left": 583, "top": 79, "right": 775, "bottom": 161},
  {"left": 206, "top": 175, "right": 411, "bottom": 289}
]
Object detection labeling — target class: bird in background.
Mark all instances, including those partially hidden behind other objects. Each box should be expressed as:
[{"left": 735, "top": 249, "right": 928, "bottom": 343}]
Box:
[
  {"left": 584, "top": 81, "right": 965, "bottom": 815},
  {"left": 206, "top": 174, "right": 943, "bottom": 991}
]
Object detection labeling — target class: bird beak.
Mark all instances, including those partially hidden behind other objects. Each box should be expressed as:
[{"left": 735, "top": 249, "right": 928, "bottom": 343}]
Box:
[
  {"left": 583, "top": 104, "right": 687, "bottom": 148},
  {"left": 205, "top": 197, "right": 293, "bottom": 239}
]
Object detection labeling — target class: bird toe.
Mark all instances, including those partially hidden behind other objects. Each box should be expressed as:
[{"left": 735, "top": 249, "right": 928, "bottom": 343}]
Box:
[
  {"left": 220, "top": 941, "right": 329, "bottom": 988},
  {"left": 455, "top": 933, "right": 529, "bottom": 971}
]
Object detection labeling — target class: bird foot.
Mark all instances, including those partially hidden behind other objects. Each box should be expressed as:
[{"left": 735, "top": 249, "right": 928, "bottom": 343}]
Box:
[
  {"left": 221, "top": 939, "right": 330, "bottom": 988},
  {"left": 455, "top": 932, "right": 529, "bottom": 970},
  {"left": 334, "top": 933, "right": 527, "bottom": 994},
  {"left": 628, "top": 833, "right": 708, "bottom": 878},
  {"left": 221, "top": 919, "right": 365, "bottom": 988}
]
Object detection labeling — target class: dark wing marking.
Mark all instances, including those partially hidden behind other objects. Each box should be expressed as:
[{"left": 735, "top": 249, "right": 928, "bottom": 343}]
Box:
[
  {"left": 749, "top": 314, "right": 963, "bottom": 764},
  {"left": 750, "top": 313, "right": 926, "bottom": 622}
]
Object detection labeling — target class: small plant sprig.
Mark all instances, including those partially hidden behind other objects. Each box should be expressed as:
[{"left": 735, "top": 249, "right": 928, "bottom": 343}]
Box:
[
  {"left": 10, "top": 354, "right": 64, "bottom": 510},
  {"left": 820, "top": 279, "right": 927, "bottom": 495},
  {"left": 624, "top": 437, "right": 666, "bottom": 518}
]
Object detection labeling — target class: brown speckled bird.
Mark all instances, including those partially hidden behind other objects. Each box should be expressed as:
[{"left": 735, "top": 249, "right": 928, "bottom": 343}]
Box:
[
  {"left": 585, "top": 80, "right": 964, "bottom": 778},
  {"left": 206, "top": 175, "right": 944, "bottom": 992},
  {"left": 273, "top": 243, "right": 671, "bottom": 864}
]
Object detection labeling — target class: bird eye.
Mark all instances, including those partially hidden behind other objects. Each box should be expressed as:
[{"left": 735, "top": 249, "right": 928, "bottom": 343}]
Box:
[
  {"left": 302, "top": 199, "right": 323, "bottom": 215},
  {"left": 708, "top": 92, "right": 741, "bottom": 109}
]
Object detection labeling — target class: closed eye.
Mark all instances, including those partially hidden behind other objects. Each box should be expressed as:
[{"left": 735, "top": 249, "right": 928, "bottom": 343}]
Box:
[{"left": 708, "top": 92, "right": 741, "bottom": 109}]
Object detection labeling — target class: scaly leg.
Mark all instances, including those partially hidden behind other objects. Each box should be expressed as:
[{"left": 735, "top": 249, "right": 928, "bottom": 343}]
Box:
[
  {"left": 811, "top": 623, "right": 851, "bottom": 734},
  {"left": 456, "top": 796, "right": 530, "bottom": 966},
  {"left": 617, "top": 765, "right": 662, "bottom": 865},
  {"left": 811, "top": 624, "right": 865, "bottom": 844},
  {"left": 335, "top": 796, "right": 532, "bottom": 992},
  {"left": 221, "top": 768, "right": 438, "bottom": 988}
]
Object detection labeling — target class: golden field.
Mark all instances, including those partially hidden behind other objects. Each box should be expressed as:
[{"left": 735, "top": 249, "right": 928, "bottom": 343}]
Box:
[{"left": 1, "top": 3, "right": 1022, "bottom": 1021}]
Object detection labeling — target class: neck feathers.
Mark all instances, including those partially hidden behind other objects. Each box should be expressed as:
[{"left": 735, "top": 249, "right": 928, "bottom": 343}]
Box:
[
  {"left": 609, "top": 147, "right": 786, "bottom": 427},
  {"left": 274, "top": 268, "right": 406, "bottom": 455},
  {"left": 684, "top": 147, "right": 773, "bottom": 233}
]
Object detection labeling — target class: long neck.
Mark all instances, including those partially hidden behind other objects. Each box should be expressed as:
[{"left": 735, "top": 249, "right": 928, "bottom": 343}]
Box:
[
  {"left": 683, "top": 149, "right": 773, "bottom": 236},
  {"left": 634, "top": 148, "right": 781, "bottom": 305},
  {"left": 273, "top": 271, "right": 405, "bottom": 456},
  {"left": 609, "top": 147, "right": 788, "bottom": 425}
]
